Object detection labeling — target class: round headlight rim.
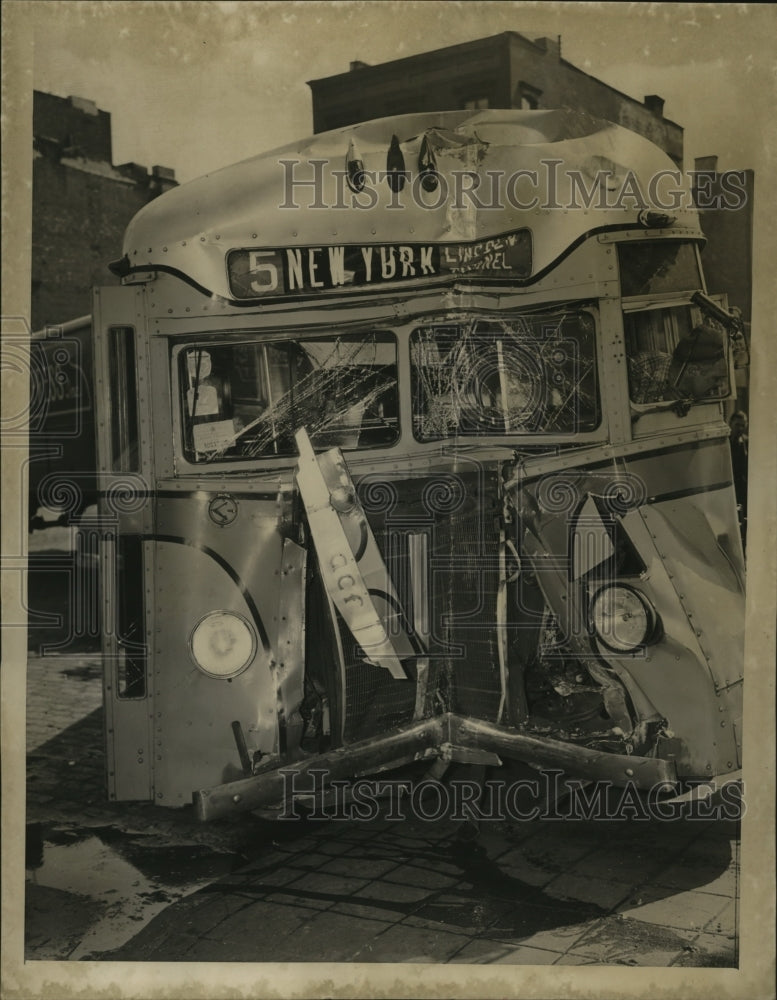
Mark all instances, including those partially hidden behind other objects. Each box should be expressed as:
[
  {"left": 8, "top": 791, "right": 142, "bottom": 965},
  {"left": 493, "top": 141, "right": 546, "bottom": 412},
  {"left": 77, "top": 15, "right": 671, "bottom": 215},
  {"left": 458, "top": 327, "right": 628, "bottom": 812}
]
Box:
[
  {"left": 588, "top": 582, "right": 661, "bottom": 655},
  {"left": 189, "top": 609, "right": 257, "bottom": 679}
]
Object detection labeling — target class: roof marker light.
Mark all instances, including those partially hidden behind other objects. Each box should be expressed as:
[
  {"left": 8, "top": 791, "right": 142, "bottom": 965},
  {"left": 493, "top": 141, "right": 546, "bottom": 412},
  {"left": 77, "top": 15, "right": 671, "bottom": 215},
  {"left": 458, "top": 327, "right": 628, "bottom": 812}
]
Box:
[
  {"left": 386, "top": 134, "right": 407, "bottom": 193},
  {"left": 345, "top": 138, "right": 366, "bottom": 193},
  {"left": 108, "top": 254, "right": 131, "bottom": 277},
  {"left": 418, "top": 134, "right": 439, "bottom": 192},
  {"left": 638, "top": 209, "right": 677, "bottom": 228}
]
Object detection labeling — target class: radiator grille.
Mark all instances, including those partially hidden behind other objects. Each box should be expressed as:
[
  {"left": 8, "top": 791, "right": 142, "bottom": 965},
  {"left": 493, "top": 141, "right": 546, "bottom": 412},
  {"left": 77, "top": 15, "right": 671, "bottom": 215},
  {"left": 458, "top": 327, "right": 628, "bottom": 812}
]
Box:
[{"left": 339, "top": 468, "right": 503, "bottom": 743}]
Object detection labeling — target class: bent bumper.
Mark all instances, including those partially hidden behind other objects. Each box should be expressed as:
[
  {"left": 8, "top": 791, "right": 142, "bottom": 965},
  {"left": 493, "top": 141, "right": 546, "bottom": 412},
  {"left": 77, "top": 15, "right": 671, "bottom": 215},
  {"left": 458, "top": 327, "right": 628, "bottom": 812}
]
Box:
[{"left": 194, "top": 713, "right": 679, "bottom": 821}]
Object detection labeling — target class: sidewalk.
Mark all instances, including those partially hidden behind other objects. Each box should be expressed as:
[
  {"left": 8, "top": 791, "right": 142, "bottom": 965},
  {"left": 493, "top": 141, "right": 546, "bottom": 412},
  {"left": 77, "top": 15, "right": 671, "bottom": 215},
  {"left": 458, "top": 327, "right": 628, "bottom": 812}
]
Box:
[{"left": 102, "top": 806, "right": 738, "bottom": 966}]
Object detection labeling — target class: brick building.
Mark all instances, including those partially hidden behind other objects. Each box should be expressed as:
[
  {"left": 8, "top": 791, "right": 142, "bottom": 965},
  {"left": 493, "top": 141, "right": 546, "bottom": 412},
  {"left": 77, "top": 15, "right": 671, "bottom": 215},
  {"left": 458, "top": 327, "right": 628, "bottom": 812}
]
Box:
[
  {"left": 692, "top": 156, "right": 754, "bottom": 412},
  {"left": 308, "top": 32, "right": 683, "bottom": 166},
  {"left": 32, "top": 91, "right": 177, "bottom": 330},
  {"left": 692, "top": 156, "right": 754, "bottom": 322}
]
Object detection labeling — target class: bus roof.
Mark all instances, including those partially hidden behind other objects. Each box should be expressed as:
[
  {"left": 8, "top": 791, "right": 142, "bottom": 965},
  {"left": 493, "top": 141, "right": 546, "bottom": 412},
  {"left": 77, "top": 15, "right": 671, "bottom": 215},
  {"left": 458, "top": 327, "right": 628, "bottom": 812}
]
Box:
[{"left": 119, "top": 109, "right": 702, "bottom": 302}]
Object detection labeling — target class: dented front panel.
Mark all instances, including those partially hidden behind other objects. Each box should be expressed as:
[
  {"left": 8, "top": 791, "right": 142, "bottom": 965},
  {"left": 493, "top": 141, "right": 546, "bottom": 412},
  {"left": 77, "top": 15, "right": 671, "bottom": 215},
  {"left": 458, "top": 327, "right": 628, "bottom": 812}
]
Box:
[{"left": 510, "top": 437, "right": 744, "bottom": 779}]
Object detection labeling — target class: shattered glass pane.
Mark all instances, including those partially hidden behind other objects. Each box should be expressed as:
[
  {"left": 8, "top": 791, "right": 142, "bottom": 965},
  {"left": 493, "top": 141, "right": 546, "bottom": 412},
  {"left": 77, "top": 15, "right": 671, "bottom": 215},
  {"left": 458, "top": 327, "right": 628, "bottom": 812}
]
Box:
[
  {"left": 410, "top": 310, "right": 600, "bottom": 440},
  {"left": 176, "top": 332, "right": 399, "bottom": 463},
  {"left": 624, "top": 305, "right": 730, "bottom": 404}
]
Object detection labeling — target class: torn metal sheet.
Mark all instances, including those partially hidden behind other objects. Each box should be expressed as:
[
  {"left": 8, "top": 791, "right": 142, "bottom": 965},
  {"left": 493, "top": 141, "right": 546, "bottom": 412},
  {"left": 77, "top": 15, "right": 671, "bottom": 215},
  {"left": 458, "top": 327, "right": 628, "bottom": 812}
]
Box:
[{"left": 295, "top": 427, "right": 412, "bottom": 679}]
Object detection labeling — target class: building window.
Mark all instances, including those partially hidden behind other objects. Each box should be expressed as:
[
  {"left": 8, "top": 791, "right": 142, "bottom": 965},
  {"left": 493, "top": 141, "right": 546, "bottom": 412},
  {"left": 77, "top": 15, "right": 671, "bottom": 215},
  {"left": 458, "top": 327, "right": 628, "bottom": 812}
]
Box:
[
  {"left": 463, "top": 97, "right": 490, "bottom": 110},
  {"left": 517, "top": 82, "right": 542, "bottom": 110}
]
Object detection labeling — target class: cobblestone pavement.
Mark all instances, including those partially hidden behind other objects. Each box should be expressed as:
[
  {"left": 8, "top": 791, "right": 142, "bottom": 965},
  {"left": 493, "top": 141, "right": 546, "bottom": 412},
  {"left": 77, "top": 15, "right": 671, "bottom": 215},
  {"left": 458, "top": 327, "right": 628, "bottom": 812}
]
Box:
[
  {"left": 26, "top": 652, "right": 740, "bottom": 967},
  {"left": 103, "top": 808, "right": 739, "bottom": 966}
]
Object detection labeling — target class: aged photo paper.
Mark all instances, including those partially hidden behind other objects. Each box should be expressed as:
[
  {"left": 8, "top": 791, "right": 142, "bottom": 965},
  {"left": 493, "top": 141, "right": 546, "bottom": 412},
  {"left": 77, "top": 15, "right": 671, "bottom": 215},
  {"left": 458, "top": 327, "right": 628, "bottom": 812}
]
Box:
[{"left": 2, "top": 2, "right": 775, "bottom": 998}]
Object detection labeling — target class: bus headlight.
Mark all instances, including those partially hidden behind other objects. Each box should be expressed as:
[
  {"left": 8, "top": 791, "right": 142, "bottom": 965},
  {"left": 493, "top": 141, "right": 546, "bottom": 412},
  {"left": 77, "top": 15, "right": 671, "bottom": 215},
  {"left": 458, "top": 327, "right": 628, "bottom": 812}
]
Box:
[
  {"left": 190, "top": 611, "right": 256, "bottom": 678},
  {"left": 589, "top": 584, "right": 660, "bottom": 653}
]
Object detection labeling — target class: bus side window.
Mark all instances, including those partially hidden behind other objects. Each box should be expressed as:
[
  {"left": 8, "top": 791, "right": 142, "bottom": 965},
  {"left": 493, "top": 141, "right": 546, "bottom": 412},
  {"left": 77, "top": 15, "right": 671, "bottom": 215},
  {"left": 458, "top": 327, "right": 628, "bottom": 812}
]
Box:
[
  {"left": 109, "top": 327, "right": 140, "bottom": 472},
  {"left": 624, "top": 306, "right": 691, "bottom": 404}
]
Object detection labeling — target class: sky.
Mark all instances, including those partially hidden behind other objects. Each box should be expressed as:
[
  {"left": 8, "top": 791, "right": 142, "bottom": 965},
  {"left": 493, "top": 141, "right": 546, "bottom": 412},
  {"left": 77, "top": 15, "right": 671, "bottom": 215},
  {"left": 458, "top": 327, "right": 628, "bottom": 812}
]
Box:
[{"left": 25, "top": 1, "right": 776, "bottom": 185}]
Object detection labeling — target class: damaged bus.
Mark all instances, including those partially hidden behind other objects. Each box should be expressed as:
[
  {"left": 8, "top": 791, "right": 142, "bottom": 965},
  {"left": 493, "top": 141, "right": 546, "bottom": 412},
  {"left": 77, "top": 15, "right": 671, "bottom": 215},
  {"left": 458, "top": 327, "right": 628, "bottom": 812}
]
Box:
[{"left": 92, "top": 110, "right": 746, "bottom": 820}]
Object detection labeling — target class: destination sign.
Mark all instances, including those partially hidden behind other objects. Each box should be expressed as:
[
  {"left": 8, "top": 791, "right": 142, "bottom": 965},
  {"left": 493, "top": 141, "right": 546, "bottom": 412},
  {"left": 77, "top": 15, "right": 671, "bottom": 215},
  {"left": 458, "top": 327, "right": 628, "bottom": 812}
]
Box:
[{"left": 226, "top": 229, "right": 532, "bottom": 299}]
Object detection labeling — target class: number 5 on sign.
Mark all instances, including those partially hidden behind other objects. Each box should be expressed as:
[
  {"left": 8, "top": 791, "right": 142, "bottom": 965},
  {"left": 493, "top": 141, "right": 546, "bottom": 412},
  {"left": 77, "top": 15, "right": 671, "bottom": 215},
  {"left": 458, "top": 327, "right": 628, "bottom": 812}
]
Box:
[{"left": 249, "top": 251, "right": 281, "bottom": 293}]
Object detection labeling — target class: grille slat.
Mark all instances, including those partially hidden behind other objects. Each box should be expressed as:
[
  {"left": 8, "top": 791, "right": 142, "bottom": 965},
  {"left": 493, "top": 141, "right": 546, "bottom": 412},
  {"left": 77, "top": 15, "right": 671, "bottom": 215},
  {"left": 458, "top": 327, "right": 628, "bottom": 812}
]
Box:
[{"left": 339, "top": 470, "right": 503, "bottom": 743}]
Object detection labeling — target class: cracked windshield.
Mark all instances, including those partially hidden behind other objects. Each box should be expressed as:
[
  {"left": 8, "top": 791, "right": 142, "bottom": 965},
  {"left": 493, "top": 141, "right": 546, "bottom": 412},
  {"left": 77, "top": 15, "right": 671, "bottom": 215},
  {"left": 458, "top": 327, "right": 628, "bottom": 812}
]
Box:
[
  {"left": 411, "top": 309, "right": 600, "bottom": 439},
  {"left": 178, "top": 332, "right": 399, "bottom": 462}
]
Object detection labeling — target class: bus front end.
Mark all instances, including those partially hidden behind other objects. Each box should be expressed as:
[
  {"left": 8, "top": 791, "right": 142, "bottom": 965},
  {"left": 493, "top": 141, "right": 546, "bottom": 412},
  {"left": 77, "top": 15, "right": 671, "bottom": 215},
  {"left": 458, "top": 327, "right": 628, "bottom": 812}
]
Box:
[{"left": 92, "top": 110, "right": 744, "bottom": 820}]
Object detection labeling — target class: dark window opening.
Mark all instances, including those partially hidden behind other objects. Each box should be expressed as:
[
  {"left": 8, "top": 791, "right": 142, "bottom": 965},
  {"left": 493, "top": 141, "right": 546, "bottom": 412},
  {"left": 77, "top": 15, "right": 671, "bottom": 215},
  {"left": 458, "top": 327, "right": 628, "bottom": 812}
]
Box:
[
  {"left": 517, "top": 82, "right": 542, "bottom": 110},
  {"left": 116, "top": 535, "right": 146, "bottom": 699},
  {"left": 618, "top": 241, "right": 701, "bottom": 298},
  {"left": 109, "top": 327, "right": 139, "bottom": 472}
]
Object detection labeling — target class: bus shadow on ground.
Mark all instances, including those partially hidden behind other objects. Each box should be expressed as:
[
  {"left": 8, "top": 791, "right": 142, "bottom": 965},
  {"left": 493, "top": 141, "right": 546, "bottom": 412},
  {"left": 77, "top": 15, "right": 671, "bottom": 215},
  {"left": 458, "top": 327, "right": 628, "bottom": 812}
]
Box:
[{"left": 97, "top": 807, "right": 737, "bottom": 964}]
